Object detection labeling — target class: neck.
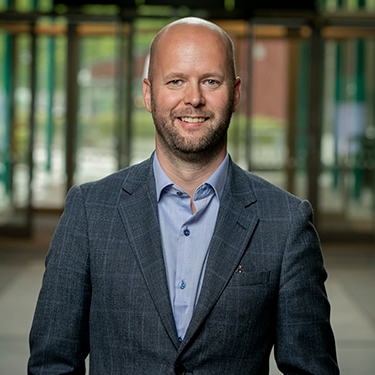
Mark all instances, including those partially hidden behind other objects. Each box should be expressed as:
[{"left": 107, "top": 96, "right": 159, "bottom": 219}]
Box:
[{"left": 155, "top": 146, "right": 226, "bottom": 199}]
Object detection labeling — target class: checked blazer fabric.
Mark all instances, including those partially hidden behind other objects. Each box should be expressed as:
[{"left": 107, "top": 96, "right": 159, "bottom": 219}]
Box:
[{"left": 28, "top": 154, "right": 339, "bottom": 375}]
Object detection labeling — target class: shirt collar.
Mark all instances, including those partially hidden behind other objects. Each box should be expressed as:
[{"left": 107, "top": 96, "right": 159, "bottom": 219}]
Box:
[{"left": 153, "top": 152, "right": 229, "bottom": 203}]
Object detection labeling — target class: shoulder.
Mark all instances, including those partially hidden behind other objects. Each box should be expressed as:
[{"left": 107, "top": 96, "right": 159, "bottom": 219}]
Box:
[
  {"left": 228, "top": 160, "right": 311, "bottom": 219},
  {"left": 68, "top": 157, "right": 153, "bottom": 205}
]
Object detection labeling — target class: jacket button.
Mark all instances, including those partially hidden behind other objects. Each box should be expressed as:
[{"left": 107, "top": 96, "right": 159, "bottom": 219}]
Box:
[{"left": 175, "top": 363, "right": 187, "bottom": 375}]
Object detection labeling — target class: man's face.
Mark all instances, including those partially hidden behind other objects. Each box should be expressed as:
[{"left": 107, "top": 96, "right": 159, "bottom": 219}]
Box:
[{"left": 143, "top": 25, "right": 241, "bottom": 162}]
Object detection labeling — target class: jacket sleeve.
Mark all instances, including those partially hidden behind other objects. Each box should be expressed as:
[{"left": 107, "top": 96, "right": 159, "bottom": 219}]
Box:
[
  {"left": 28, "top": 185, "right": 91, "bottom": 374},
  {"left": 274, "top": 200, "right": 339, "bottom": 374}
]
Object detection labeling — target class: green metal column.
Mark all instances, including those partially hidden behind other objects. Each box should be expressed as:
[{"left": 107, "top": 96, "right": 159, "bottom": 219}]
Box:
[
  {"left": 3, "top": 34, "right": 13, "bottom": 195},
  {"left": 118, "top": 19, "right": 134, "bottom": 170},
  {"left": 66, "top": 22, "right": 80, "bottom": 191},
  {"left": 307, "top": 25, "right": 324, "bottom": 225},
  {"left": 296, "top": 40, "right": 309, "bottom": 176},
  {"left": 286, "top": 34, "right": 299, "bottom": 195},
  {"left": 124, "top": 20, "right": 134, "bottom": 168},
  {"left": 44, "top": 0, "right": 56, "bottom": 172},
  {"left": 27, "top": 22, "right": 38, "bottom": 235},
  {"left": 358, "top": 0, "right": 366, "bottom": 8},
  {"left": 46, "top": 36, "right": 55, "bottom": 172},
  {"left": 353, "top": 38, "right": 365, "bottom": 199},
  {"left": 333, "top": 42, "right": 344, "bottom": 189},
  {"left": 3, "top": 0, "right": 15, "bottom": 196}
]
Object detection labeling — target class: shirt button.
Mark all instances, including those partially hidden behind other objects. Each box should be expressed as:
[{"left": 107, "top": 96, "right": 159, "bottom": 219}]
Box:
[
  {"left": 176, "top": 191, "right": 183, "bottom": 196},
  {"left": 179, "top": 281, "right": 186, "bottom": 289},
  {"left": 183, "top": 228, "right": 190, "bottom": 236}
]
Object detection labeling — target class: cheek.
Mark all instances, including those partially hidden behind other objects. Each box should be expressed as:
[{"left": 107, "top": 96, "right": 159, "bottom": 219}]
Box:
[
  {"left": 153, "top": 88, "right": 182, "bottom": 108},
  {"left": 162, "top": 93, "right": 183, "bottom": 110},
  {"left": 206, "top": 92, "right": 231, "bottom": 111}
]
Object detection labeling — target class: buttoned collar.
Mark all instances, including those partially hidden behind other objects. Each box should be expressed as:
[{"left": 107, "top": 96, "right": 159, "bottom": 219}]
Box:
[{"left": 153, "top": 152, "right": 229, "bottom": 203}]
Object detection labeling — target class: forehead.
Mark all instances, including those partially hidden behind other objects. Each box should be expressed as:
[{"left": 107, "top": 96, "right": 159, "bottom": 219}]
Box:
[{"left": 154, "top": 25, "right": 230, "bottom": 77}]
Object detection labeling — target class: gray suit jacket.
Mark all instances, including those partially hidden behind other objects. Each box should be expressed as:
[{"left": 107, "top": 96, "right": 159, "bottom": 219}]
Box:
[{"left": 28, "top": 155, "right": 339, "bottom": 374}]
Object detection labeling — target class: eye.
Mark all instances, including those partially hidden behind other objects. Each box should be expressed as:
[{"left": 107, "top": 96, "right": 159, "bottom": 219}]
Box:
[
  {"left": 204, "top": 79, "right": 220, "bottom": 88},
  {"left": 170, "top": 80, "right": 181, "bottom": 85}
]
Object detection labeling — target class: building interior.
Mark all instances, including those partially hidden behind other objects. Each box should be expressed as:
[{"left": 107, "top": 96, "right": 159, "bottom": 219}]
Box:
[{"left": 0, "top": 0, "right": 375, "bottom": 373}]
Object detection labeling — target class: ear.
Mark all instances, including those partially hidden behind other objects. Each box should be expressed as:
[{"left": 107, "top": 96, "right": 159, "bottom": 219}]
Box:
[
  {"left": 143, "top": 78, "right": 152, "bottom": 113},
  {"left": 232, "top": 77, "right": 241, "bottom": 113}
]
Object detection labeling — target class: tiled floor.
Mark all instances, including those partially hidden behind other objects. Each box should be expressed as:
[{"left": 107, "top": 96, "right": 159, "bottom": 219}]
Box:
[{"left": 0, "top": 222, "right": 374, "bottom": 374}]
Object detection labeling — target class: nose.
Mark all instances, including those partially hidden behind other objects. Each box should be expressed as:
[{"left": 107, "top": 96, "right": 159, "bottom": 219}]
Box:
[{"left": 183, "top": 82, "right": 205, "bottom": 107}]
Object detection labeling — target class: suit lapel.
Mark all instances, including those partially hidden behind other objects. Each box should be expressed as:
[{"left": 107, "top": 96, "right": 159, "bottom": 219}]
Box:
[
  {"left": 117, "top": 157, "right": 179, "bottom": 348},
  {"left": 180, "top": 161, "right": 259, "bottom": 349}
]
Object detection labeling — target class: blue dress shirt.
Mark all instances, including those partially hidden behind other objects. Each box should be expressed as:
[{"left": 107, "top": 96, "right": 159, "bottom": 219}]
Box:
[{"left": 153, "top": 153, "right": 229, "bottom": 340}]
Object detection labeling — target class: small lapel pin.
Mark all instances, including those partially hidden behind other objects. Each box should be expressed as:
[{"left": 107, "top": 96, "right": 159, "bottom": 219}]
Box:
[{"left": 234, "top": 265, "right": 246, "bottom": 274}]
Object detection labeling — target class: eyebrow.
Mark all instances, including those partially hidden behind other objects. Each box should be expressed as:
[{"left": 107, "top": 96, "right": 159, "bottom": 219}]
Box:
[{"left": 163, "top": 72, "right": 225, "bottom": 81}]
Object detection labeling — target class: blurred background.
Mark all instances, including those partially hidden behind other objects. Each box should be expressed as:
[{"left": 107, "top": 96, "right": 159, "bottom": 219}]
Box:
[{"left": 0, "top": 0, "right": 375, "bottom": 374}]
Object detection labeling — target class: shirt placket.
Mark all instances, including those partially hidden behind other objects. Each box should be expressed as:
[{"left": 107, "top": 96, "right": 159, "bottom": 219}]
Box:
[
  {"left": 173, "top": 185, "right": 215, "bottom": 339},
  {"left": 174, "top": 190, "right": 192, "bottom": 338}
]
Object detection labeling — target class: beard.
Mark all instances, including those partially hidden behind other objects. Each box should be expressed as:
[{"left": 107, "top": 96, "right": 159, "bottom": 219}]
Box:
[{"left": 150, "top": 90, "right": 235, "bottom": 163}]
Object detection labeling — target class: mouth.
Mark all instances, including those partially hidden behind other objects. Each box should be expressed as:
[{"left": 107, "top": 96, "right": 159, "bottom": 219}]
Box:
[{"left": 179, "top": 117, "right": 207, "bottom": 123}]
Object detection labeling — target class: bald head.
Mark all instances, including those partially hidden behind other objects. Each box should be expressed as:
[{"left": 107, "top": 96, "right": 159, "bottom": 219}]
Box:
[{"left": 148, "top": 17, "right": 236, "bottom": 85}]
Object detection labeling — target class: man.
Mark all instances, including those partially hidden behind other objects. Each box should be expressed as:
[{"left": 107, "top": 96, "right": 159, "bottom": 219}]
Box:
[{"left": 28, "top": 17, "right": 339, "bottom": 374}]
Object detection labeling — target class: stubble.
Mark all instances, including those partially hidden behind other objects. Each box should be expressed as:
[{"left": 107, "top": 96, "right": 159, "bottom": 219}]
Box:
[{"left": 150, "top": 88, "right": 235, "bottom": 164}]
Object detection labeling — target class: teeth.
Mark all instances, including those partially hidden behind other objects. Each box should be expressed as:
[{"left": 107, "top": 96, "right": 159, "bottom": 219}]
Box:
[{"left": 180, "top": 117, "right": 206, "bottom": 123}]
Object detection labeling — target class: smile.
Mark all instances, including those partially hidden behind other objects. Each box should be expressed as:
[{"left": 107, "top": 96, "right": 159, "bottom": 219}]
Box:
[{"left": 180, "top": 117, "right": 207, "bottom": 123}]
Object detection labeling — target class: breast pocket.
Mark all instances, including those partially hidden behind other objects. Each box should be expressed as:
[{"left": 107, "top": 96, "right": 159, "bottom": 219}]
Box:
[{"left": 228, "top": 270, "right": 270, "bottom": 287}]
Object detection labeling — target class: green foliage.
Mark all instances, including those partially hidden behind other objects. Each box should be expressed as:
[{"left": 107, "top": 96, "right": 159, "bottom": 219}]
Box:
[
  {"left": 0, "top": 0, "right": 7, "bottom": 12},
  {"left": 0, "top": 33, "right": 4, "bottom": 87},
  {"left": 15, "top": 0, "right": 33, "bottom": 12},
  {"left": 0, "top": 12, "right": 287, "bottom": 162},
  {"left": 133, "top": 18, "right": 173, "bottom": 53},
  {"left": 14, "top": 34, "right": 31, "bottom": 89},
  {"left": 78, "top": 113, "right": 115, "bottom": 148},
  {"left": 38, "top": 0, "right": 53, "bottom": 12},
  {"left": 137, "top": 5, "right": 174, "bottom": 17},
  {"left": 80, "top": 4, "right": 120, "bottom": 15},
  {"left": 133, "top": 108, "right": 154, "bottom": 138},
  {"left": 228, "top": 113, "right": 286, "bottom": 145},
  {"left": 80, "top": 36, "right": 117, "bottom": 68},
  {"left": 135, "top": 17, "right": 174, "bottom": 31}
]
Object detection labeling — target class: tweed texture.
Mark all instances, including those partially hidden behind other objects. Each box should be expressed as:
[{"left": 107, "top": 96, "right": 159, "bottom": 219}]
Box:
[{"left": 28, "top": 155, "right": 339, "bottom": 374}]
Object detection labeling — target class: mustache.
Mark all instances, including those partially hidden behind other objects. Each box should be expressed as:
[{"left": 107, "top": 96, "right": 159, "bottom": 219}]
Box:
[{"left": 171, "top": 110, "right": 213, "bottom": 118}]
